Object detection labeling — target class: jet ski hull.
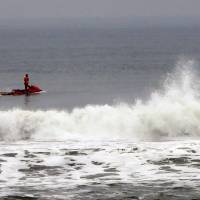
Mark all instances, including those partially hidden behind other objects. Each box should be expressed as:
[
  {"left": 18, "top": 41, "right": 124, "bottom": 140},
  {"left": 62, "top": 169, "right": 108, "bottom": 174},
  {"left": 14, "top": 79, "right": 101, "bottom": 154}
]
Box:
[{"left": 0, "top": 85, "right": 43, "bottom": 96}]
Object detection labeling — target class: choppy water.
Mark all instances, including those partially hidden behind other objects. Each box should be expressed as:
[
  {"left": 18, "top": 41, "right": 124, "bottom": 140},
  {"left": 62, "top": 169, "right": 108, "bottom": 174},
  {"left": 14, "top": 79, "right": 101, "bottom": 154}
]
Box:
[
  {"left": 0, "top": 23, "right": 200, "bottom": 199},
  {"left": 1, "top": 140, "right": 200, "bottom": 200}
]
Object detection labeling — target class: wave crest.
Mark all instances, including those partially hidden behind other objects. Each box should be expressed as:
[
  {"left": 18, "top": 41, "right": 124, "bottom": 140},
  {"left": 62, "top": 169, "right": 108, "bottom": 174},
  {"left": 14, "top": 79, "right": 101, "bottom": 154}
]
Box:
[{"left": 1, "top": 59, "right": 200, "bottom": 141}]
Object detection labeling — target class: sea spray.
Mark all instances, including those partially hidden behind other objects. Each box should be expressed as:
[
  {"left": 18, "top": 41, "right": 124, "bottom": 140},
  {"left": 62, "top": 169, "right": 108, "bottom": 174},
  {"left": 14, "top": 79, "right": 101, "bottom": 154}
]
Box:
[{"left": 1, "top": 59, "right": 200, "bottom": 141}]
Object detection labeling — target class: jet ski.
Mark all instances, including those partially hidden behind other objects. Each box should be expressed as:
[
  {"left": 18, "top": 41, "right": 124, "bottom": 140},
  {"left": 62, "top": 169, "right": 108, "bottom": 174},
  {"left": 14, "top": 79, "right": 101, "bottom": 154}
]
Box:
[{"left": 0, "top": 85, "right": 43, "bottom": 96}]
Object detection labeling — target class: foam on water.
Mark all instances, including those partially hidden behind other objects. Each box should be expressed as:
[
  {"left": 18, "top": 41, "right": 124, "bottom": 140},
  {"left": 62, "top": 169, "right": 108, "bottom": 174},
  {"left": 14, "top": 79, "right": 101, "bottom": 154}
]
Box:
[
  {"left": 1, "top": 140, "right": 200, "bottom": 199},
  {"left": 0, "top": 59, "right": 200, "bottom": 141}
]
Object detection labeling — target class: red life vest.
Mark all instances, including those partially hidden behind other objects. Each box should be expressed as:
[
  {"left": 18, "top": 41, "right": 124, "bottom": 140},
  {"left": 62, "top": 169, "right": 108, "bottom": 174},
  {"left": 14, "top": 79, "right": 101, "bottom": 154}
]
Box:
[{"left": 24, "top": 76, "right": 29, "bottom": 85}]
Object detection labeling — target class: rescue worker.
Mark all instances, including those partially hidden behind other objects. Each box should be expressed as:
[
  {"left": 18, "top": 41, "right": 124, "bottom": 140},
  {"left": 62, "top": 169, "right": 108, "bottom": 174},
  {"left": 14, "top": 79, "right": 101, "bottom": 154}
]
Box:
[{"left": 24, "top": 73, "right": 30, "bottom": 94}]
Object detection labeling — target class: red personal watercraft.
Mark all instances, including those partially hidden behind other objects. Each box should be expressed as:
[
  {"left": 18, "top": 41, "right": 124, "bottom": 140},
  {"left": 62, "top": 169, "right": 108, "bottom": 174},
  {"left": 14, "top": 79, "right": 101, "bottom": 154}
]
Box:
[{"left": 0, "top": 85, "right": 43, "bottom": 96}]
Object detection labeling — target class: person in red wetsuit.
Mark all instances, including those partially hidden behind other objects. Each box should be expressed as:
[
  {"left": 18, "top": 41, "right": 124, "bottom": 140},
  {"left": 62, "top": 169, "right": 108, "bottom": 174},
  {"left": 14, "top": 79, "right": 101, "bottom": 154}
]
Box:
[{"left": 24, "top": 73, "right": 30, "bottom": 94}]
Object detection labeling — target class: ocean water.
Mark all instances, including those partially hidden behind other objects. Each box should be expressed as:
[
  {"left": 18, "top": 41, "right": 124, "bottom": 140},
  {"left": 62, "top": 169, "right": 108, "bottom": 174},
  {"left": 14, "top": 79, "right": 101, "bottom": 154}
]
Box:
[{"left": 0, "top": 23, "right": 200, "bottom": 199}]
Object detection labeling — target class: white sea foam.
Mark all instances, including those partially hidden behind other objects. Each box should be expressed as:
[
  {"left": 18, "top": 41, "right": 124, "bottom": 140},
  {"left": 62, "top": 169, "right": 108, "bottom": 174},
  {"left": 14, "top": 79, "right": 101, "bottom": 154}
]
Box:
[{"left": 0, "top": 59, "right": 200, "bottom": 141}]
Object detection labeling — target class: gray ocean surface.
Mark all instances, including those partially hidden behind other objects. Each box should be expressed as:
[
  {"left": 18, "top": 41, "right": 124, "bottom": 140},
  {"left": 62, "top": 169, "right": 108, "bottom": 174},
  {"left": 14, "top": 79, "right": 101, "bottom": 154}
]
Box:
[
  {"left": 0, "top": 23, "right": 199, "bottom": 109},
  {"left": 1, "top": 21, "right": 200, "bottom": 200}
]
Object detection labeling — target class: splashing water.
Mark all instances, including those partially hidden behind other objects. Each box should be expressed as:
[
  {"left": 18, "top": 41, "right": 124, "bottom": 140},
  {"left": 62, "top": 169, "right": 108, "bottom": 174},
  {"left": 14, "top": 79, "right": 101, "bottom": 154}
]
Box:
[{"left": 0, "top": 59, "right": 200, "bottom": 141}]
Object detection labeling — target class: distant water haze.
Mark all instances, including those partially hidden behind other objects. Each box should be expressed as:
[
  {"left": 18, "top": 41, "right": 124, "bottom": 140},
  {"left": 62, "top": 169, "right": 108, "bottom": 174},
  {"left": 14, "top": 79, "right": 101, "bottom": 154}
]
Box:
[{"left": 0, "top": 0, "right": 200, "bottom": 21}]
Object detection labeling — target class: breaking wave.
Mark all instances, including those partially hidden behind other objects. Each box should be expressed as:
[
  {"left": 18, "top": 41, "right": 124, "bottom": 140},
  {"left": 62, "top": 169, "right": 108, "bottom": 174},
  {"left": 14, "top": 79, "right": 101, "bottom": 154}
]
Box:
[{"left": 1, "top": 59, "right": 200, "bottom": 141}]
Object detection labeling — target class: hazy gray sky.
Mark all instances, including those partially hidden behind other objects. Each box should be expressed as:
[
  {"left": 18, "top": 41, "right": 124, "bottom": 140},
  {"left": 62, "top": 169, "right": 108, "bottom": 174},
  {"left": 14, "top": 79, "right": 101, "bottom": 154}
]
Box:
[{"left": 0, "top": 0, "right": 200, "bottom": 19}]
